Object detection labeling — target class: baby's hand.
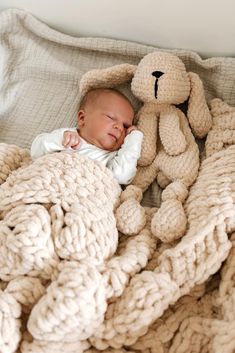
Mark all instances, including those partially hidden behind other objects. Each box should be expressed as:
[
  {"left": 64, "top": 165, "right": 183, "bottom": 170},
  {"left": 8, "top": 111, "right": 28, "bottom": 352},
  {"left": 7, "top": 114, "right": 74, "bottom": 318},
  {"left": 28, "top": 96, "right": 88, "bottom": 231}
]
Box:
[
  {"left": 63, "top": 130, "right": 81, "bottom": 149},
  {"left": 126, "top": 125, "right": 137, "bottom": 135}
]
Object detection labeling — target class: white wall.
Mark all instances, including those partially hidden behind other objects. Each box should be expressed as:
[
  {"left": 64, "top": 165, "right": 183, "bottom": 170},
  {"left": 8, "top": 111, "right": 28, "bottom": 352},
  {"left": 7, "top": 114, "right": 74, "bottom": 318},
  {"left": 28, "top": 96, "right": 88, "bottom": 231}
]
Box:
[{"left": 0, "top": 0, "right": 234, "bottom": 58}]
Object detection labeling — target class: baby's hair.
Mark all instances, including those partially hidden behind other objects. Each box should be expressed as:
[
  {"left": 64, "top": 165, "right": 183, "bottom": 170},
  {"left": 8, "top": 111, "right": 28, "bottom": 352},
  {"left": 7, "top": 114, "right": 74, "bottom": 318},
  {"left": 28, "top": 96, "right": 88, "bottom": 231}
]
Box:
[{"left": 79, "top": 88, "right": 133, "bottom": 110}]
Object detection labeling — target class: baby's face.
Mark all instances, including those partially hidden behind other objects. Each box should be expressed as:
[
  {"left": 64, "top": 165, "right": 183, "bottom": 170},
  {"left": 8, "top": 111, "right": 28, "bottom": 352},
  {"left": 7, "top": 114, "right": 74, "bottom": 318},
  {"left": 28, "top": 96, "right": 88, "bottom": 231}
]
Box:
[{"left": 78, "top": 92, "right": 134, "bottom": 152}]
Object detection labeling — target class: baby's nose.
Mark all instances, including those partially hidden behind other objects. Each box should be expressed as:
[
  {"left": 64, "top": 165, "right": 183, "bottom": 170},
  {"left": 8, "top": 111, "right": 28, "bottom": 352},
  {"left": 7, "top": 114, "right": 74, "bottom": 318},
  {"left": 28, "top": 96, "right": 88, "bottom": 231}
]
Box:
[{"left": 114, "top": 122, "right": 123, "bottom": 131}]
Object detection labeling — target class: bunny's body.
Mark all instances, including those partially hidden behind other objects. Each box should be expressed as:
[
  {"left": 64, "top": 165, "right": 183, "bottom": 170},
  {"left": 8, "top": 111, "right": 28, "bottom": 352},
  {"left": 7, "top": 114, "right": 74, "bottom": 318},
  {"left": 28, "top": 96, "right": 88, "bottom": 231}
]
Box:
[{"left": 80, "top": 51, "right": 212, "bottom": 242}]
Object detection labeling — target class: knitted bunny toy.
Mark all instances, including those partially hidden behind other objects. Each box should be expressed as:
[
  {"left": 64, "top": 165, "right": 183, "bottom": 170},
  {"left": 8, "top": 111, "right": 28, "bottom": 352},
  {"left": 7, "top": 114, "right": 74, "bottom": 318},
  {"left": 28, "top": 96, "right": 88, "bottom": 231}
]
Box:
[{"left": 80, "top": 51, "right": 212, "bottom": 242}]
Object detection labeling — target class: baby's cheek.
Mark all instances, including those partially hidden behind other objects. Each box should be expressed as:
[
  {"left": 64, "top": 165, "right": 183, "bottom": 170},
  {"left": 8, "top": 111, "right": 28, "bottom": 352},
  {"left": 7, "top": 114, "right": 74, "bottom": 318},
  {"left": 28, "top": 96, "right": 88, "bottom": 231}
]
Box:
[{"left": 117, "top": 131, "right": 126, "bottom": 147}]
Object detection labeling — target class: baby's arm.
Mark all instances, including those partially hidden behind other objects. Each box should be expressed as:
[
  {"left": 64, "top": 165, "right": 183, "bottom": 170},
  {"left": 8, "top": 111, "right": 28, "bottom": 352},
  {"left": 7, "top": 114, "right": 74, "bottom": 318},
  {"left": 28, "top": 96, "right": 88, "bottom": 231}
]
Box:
[
  {"left": 31, "top": 128, "right": 78, "bottom": 160},
  {"left": 107, "top": 130, "right": 143, "bottom": 185}
]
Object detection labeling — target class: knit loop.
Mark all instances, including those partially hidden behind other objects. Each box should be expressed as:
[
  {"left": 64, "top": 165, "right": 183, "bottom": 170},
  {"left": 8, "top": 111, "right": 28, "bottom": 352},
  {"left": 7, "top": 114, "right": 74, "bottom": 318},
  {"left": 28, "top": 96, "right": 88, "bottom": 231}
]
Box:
[
  {"left": 28, "top": 261, "right": 107, "bottom": 342},
  {"left": 0, "top": 204, "right": 58, "bottom": 281},
  {"left": 0, "top": 291, "right": 21, "bottom": 353},
  {"left": 0, "top": 143, "right": 30, "bottom": 185},
  {"left": 6, "top": 276, "right": 46, "bottom": 313}
]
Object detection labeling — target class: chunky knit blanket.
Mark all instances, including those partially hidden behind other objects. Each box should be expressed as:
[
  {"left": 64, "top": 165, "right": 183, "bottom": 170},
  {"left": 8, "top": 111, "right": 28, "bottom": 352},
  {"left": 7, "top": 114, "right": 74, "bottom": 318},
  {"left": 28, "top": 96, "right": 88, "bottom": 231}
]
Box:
[{"left": 1, "top": 8, "right": 235, "bottom": 353}]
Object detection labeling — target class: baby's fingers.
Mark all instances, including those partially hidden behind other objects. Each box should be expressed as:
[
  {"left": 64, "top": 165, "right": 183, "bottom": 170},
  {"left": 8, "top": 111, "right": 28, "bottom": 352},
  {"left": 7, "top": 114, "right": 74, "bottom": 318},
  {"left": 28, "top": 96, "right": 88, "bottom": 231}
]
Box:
[
  {"left": 126, "top": 125, "right": 137, "bottom": 135},
  {"left": 72, "top": 141, "right": 81, "bottom": 150},
  {"left": 63, "top": 131, "right": 80, "bottom": 148},
  {"left": 63, "top": 131, "right": 72, "bottom": 147},
  {"left": 69, "top": 134, "right": 80, "bottom": 147}
]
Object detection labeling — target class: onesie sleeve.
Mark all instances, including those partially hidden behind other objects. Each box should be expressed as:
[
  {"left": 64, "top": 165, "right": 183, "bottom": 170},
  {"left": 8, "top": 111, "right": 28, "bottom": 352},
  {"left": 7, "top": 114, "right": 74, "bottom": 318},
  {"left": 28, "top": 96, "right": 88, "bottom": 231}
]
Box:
[
  {"left": 107, "top": 130, "right": 143, "bottom": 185},
  {"left": 30, "top": 128, "right": 77, "bottom": 160}
]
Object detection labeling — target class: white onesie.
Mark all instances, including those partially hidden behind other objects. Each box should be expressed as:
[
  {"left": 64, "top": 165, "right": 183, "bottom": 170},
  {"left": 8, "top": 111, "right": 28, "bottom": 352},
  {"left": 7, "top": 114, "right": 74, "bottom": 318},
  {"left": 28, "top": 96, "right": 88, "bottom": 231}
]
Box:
[{"left": 31, "top": 128, "right": 143, "bottom": 185}]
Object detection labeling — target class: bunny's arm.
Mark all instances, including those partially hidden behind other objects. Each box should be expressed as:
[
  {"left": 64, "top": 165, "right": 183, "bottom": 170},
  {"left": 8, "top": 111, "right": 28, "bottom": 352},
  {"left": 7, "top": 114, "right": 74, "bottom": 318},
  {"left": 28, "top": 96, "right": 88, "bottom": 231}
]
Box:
[
  {"left": 159, "top": 106, "right": 187, "bottom": 156},
  {"left": 136, "top": 103, "right": 158, "bottom": 166}
]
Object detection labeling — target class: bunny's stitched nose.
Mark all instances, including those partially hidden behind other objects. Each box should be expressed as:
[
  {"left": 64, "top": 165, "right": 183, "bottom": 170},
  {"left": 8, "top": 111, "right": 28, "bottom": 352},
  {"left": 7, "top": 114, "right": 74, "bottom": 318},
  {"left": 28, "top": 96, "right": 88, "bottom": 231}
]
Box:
[
  {"left": 152, "top": 71, "right": 164, "bottom": 98},
  {"left": 152, "top": 71, "right": 164, "bottom": 79}
]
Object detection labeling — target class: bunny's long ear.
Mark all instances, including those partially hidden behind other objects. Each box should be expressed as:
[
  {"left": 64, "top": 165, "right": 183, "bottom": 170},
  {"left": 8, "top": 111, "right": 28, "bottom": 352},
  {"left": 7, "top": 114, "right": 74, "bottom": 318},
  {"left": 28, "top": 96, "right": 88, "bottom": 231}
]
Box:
[
  {"left": 79, "top": 64, "right": 137, "bottom": 97},
  {"left": 187, "top": 72, "right": 212, "bottom": 138}
]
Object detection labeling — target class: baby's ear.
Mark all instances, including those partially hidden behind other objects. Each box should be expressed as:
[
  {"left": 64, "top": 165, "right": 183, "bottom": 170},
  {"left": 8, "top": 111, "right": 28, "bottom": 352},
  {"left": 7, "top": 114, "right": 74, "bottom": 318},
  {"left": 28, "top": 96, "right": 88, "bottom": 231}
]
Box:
[{"left": 77, "top": 110, "right": 86, "bottom": 127}]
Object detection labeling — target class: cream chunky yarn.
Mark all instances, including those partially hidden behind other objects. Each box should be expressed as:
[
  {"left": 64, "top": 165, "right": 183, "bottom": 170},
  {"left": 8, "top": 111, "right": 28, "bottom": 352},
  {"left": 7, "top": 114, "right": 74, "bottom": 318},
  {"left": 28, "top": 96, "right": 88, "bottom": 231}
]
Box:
[
  {"left": 1, "top": 56, "right": 235, "bottom": 353},
  {"left": 0, "top": 144, "right": 155, "bottom": 352},
  {"left": 1, "top": 115, "right": 235, "bottom": 351}
]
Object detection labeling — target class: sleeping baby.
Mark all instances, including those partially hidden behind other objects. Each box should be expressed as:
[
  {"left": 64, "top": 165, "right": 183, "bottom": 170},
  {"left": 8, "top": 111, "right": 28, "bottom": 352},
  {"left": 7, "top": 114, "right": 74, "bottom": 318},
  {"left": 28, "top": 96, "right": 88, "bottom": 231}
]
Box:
[{"left": 31, "top": 88, "right": 143, "bottom": 185}]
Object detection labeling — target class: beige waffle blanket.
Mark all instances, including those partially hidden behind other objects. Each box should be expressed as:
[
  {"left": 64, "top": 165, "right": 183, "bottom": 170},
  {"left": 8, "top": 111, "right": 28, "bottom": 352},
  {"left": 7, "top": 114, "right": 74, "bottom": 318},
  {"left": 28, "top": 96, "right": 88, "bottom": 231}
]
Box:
[{"left": 1, "top": 8, "right": 235, "bottom": 353}]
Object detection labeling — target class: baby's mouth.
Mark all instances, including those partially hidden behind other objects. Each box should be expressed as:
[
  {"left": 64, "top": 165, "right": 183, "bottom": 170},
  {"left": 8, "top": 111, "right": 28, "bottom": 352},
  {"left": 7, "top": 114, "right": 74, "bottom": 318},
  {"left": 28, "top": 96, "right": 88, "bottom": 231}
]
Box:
[{"left": 108, "top": 133, "right": 118, "bottom": 141}]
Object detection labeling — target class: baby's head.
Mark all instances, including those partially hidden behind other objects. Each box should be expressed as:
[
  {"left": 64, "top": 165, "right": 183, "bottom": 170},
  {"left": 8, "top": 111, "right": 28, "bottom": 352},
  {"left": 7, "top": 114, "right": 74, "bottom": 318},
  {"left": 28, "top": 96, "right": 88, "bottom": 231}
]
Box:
[{"left": 78, "top": 88, "right": 134, "bottom": 152}]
